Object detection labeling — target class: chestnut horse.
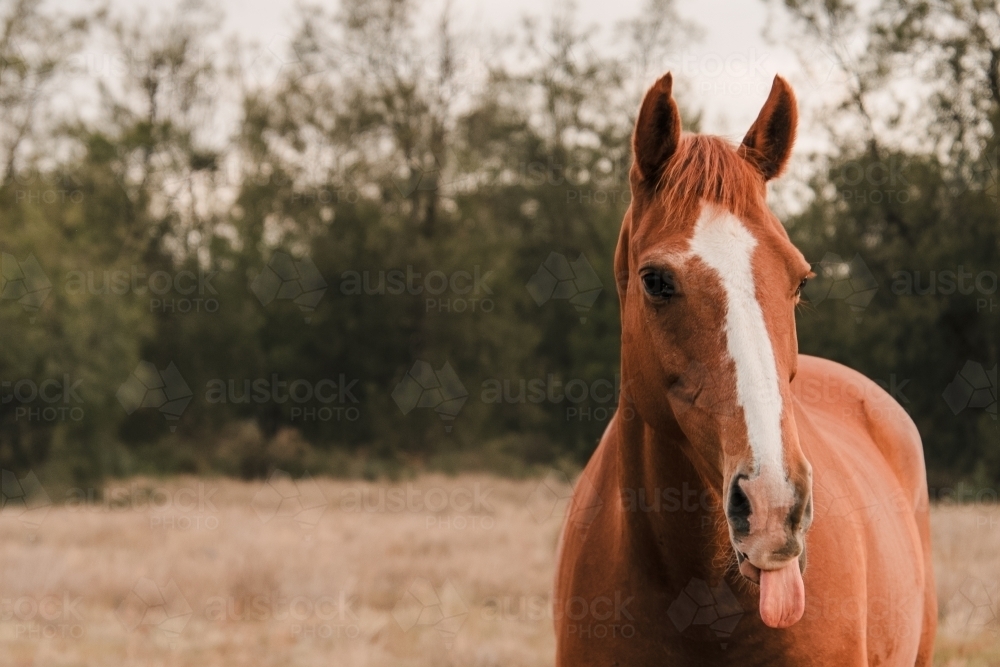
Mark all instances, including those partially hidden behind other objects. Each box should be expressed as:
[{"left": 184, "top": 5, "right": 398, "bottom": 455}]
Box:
[{"left": 554, "top": 74, "right": 936, "bottom": 665}]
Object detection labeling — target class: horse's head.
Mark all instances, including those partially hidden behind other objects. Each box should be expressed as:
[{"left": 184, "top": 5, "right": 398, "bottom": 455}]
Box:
[{"left": 619, "top": 73, "right": 812, "bottom": 627}]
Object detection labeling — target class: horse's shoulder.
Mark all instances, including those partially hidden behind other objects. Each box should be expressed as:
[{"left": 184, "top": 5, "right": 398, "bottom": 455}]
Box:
[
  {"left": 794, "top": 354, "right": 916, "bottom": 434},
  {"left": 794, "top": 354, "right": 927, "bottom": 502},
  {"left": 795, "top": 353, "right": 882, "bottom": 392}
]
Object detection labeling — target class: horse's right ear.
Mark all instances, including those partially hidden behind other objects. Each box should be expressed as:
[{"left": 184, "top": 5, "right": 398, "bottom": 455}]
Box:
[{"left": 632, "top": 72, "right": 682, "bottom": 187}]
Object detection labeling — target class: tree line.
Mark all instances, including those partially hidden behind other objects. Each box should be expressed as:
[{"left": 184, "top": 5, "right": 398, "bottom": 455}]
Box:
[{"left": 0, "top": 0, "right": 996, "bottom": 493}]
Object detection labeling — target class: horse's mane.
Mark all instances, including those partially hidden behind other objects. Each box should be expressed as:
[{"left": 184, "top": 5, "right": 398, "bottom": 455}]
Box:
[{"left": 657, "top": 134, "right": 765, "bottom": 218}]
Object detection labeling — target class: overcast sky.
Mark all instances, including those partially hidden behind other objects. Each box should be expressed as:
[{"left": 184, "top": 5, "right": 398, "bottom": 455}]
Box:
[
  {"left": 64, "top": 0, "right": 846, "bottom": 137},
  {"left": 346, "top": 0, "right": 820, "bottom": 133}
]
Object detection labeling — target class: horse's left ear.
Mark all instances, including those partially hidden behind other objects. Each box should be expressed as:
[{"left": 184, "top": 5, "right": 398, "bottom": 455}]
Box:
[
  {"left": 632, "top": 72, "right": 682, "bottom": 186},
  {"left": 739, "top": 75, "right": 797, "bottom": 181}
]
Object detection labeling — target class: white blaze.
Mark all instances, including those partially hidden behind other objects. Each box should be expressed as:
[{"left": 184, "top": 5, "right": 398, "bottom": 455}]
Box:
[{"left": 688, "top": 204, "right": 787, "bottom": 491}]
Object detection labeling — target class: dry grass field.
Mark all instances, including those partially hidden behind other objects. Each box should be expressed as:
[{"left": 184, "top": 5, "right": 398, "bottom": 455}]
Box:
[{"left": 0, "top": 473, "right": 998, "bottom": 666}]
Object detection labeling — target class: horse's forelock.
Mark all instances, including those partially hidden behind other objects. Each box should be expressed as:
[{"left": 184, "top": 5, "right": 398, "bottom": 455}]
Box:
[{"left": 656, "top": 134, "right": 766, "bottom": 220}]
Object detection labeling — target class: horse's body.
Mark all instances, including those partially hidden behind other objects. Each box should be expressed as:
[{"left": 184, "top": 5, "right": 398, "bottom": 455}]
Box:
[
  {"left": 554, "top": 75, "right": 935, "bottom": 665},
  {"left": 555, "top": 356, "right": 935, "bottom": 665}
]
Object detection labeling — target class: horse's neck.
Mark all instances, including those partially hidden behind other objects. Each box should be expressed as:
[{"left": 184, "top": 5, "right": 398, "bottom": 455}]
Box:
[{"left": 614, "top": 412, "right": 730, "bottom": 578}]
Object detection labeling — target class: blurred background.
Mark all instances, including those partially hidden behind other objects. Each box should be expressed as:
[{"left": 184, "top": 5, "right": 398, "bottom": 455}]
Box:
[{"left": 0, "top": 0, "right": 997, "bottom": 664}]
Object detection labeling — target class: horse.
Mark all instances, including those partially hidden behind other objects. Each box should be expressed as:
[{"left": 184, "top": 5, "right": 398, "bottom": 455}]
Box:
[{"left": 553, "top": 73, "right": 936, "bottom": 666}]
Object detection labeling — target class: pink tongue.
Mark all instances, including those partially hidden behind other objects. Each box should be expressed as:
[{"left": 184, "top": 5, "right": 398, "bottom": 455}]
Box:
[{"left": 759, "top": 560, "right": 805, "bottom": 628}]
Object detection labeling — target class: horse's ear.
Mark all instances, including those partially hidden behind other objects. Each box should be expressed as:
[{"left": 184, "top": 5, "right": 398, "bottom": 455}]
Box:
[
  {"left": 739, "top": 75, "right": 798, "bottom": 180},
  {"left": 632, "top": 72, "right": 681, "bottom": 186}
]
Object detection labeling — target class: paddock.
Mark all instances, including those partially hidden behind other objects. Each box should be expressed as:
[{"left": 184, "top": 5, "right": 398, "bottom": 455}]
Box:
[{"left": 0, "top": 475, "right": 995, "bottom": 666}]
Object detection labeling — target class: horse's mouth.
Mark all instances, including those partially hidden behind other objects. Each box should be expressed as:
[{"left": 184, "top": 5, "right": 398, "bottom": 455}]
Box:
[
  {"left": 736, "top": 550, "right": 761, "bottom": 584},
  {"left": 735, "top": 547, "right": 806, "bottom": 586}
]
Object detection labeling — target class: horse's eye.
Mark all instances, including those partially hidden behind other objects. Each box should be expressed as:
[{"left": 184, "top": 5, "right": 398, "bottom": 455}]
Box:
[
  {"left": 641, "top": 270, "right": 676, "bottom": 300},
  {"left": 795, "top": 277, "right": 808, "bottom": 297}
]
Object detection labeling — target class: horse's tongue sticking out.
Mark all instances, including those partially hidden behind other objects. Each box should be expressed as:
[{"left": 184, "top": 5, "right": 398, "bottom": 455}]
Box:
[{"left": 758, "top": 560, "right": 805, "bottom": 628}]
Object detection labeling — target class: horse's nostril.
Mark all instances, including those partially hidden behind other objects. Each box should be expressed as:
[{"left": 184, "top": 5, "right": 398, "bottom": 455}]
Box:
[{"left": 727, "top": 477, "right": 751, "bottom": 535}]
